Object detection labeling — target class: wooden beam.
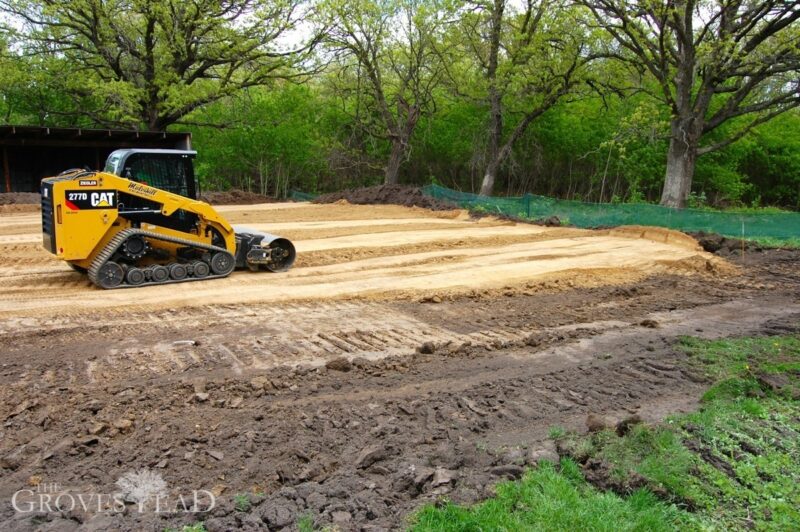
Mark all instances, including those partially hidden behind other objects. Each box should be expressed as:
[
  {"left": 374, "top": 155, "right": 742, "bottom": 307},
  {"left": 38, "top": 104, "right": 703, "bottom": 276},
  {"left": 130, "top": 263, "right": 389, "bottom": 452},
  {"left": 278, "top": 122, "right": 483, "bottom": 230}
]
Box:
[
  {"left": 2, "top": 146, "right": 10, "bottom": 193},
  {"left": 0, "top": 138, "right": 176, "bottom": 148}
]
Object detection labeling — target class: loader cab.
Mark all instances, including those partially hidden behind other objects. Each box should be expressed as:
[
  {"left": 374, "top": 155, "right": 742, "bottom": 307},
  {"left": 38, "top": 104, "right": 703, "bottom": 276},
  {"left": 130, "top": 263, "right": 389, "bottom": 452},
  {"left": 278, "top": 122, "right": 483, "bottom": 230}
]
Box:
[
  {"left": 104, "top": 149, "right": 198, "bottom": 199},
  {"left": 104, "top": 149, "right": 201, "bottom": 234}
]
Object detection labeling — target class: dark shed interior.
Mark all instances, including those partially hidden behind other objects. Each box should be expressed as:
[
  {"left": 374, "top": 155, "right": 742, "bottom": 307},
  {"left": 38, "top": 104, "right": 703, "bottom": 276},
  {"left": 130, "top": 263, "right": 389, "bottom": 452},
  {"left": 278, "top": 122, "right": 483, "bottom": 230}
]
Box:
[{"left": 0, "top": 126, "right": 192, "bottom": 192}]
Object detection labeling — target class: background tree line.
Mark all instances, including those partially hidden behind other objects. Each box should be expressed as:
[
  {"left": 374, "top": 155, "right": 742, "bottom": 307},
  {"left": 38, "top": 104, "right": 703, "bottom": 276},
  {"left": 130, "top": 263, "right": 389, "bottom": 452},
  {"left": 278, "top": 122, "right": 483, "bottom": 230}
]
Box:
[{"left": 1, "top": 0, "right": 798, "bottom": 208}]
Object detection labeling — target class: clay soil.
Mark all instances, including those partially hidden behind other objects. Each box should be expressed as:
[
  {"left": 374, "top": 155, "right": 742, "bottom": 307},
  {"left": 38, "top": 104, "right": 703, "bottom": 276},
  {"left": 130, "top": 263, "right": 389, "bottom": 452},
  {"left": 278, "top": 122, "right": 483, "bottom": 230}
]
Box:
[{"left": 0, "top": 202, "right": 798, "bottom": 531}]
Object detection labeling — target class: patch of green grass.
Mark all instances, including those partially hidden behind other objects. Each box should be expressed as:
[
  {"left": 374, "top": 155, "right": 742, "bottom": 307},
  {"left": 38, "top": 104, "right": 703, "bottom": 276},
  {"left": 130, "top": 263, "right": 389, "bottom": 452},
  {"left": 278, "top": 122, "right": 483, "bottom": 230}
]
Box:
[
  {"left": 297, "top": 513, "right": 314, "bottom": 532},
  {"left": 681, "top": 335, "right": 800, "bottom": 398},
  {"left": 413, "top": 334, "right": 800, "bottom": 531},
  {"left": 164, "top": 525, "right": 207, "bottom": 532},
  {"left": 567, "top": 335, "right": 800, "bottom": 529},
  {"left": 298, "top": 512, "right": 336, "bottom": 532},
  {"left": 548, "top": 425, "right": 566, "bottom": 440},
  {"left": 233, "top": 493, "right": 251, "bottom": 512},
  {"left": 412, "top": 459, "right": 690, "bottom": 531},
  {"left": 742, "top": 236, "right": 800, "bottom": 249}
]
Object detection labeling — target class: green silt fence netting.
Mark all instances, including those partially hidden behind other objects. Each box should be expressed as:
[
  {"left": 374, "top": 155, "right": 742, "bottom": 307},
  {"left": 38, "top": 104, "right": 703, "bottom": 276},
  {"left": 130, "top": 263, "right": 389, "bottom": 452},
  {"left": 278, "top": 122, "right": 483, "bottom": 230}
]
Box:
[
  {"left": 287, "top": 185, "right": 799, "bottom": 241},
  {"left": 422, "top": 185, "right": 799, "bottom": 241},
  {"left": 289, "top": 190, "right": 319, "bottom": 202}
]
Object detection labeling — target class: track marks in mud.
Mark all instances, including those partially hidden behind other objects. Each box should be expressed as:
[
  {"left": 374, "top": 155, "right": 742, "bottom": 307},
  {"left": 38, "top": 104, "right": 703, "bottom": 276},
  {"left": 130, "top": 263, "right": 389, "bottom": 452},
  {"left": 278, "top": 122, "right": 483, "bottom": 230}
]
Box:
[{"left": 28, "top": 301, "right": 544, "bottom": 384}]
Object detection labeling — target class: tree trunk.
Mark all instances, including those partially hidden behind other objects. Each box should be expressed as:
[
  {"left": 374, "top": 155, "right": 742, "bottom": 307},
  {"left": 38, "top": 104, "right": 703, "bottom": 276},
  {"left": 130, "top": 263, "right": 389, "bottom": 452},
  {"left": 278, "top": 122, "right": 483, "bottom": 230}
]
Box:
[
  {"left": 383, "top": 104, "right": 420, "bottom": 186},
  {"left": 479, "top": 0, "right": 504, "bottom": 197},
  {"left": 384, "top": 138, "right": 404, "bottom": 185},
  {"left": 480, "top": 93, "right": 503, "bottom": 196},
  {"left": 660, "top": 118, "right": 698, "bottom": 208},
  {"left": 480, "top": 158, "right": 500, "bottom": 196},
  {"left": 146, "top": 113, "right": 161, "bottom": 132},
  {"left": 480, "top": 141, "right": 517, "bottom": 196}
]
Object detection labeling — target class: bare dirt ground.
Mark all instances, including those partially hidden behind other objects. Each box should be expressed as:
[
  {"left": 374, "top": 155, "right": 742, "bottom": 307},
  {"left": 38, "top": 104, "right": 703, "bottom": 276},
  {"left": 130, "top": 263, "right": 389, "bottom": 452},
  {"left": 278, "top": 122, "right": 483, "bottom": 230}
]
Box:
[{"left": 0, "top": 202, "right": 798, "bottom": 531}]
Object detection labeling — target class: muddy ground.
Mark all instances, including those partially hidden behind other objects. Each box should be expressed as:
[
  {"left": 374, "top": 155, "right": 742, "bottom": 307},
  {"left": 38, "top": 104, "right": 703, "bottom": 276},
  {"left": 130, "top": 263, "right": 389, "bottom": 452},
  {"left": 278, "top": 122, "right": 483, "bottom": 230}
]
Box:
[{"left": 0, "top": 202, "right": 798, "bottom": 531}]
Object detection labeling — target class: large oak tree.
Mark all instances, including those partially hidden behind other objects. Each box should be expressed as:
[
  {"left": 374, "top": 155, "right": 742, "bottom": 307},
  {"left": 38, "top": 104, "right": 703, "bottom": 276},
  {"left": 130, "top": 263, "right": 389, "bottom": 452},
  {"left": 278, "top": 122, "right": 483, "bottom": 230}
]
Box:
[
  {"left": 1, "top": 0, "right": 317, "bottom": 131},
  {"left": 582, "top": 0, "right": 800, "bottom": 208}
]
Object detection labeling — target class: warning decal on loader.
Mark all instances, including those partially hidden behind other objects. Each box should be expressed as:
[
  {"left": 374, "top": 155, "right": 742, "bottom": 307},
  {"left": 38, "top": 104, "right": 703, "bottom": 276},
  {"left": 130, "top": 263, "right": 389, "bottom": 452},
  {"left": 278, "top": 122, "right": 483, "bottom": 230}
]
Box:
[{"left": 65, "top": 190, "right": 117, "bottom": 211}]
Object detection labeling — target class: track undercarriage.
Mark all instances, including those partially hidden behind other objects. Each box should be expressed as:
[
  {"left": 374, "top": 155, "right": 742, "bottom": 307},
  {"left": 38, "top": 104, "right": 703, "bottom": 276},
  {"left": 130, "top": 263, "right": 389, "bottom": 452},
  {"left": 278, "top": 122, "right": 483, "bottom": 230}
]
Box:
[{"left": 86, "top": 227, "right": 295, "bottom": 289}]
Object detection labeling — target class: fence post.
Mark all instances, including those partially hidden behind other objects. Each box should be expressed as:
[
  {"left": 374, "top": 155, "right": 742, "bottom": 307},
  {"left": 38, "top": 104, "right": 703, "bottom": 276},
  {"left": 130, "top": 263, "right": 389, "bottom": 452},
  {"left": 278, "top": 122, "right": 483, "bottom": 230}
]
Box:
[{"left": 524, "top": 193, "right": 531, "bottom": 218}]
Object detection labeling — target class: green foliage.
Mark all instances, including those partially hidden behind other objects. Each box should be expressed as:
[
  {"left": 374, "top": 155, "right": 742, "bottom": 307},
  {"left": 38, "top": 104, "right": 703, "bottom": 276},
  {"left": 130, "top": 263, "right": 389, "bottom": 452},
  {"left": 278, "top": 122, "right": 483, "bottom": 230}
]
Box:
[
  {"left": 2, "top": 0, "right": 311, "bottom": 130},
  {"left": 555, "top": 335, "right": 800, "bottom": 529},
  {"left": 0, "top": 2, "right": 798, "bottom": 207},
  {"left": 298, "top": 512, "right": 337, "bottom": 532},
  {"left": 233, "top": 493, "right": 251, "bottom": 512},
  {"left": 163, "top": 524, "right": 207, "bottom": 532},
  {"left": 412, "top": 459, "right": 691, "bottom": 531},
  {"left": 187, "top": 85, "right": 337, "bottom": 197}
]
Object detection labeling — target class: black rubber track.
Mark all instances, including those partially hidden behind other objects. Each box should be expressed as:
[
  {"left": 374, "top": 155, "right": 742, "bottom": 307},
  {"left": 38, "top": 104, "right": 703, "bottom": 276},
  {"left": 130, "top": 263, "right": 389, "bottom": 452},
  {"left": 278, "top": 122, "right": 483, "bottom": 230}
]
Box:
[{"left": 87, "top": 228, "right": 235, "bottom": 289}]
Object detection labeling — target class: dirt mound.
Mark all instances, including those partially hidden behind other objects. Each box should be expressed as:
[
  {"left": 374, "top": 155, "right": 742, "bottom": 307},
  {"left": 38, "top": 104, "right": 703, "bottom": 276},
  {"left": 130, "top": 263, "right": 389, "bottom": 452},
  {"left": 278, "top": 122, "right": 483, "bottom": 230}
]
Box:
[
  {"left": 0, "top": 192, "right": 39, "bottom": 206},
  {"left": 314, "top": 184, "right": 458, "bottom": 211},
  {"left": 608, "top": 225, "right": 702, "bottom": 251},
  {"left": 200, "top": 189, "right": 278, "bottom": 205},
  {"left": 689, "top": 231, "right": 762, "bottom": 256}
]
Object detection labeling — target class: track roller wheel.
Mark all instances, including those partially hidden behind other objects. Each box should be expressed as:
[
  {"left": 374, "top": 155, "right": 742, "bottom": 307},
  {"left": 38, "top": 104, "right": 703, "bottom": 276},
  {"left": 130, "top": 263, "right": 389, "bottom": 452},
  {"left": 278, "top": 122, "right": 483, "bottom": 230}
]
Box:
[
  {"left": 210, "top": 252, "right": 235, "bottom": 276},
  {"left": 126, "top": 267, "right": 146, "bottom": 286},
  {"left": 150, "top": 265, "right": 169, "bottom": 283},
  {"left": 96, "top": 261, "right": 125, "bottom": 289},
  {"left": 192, "top": 261, "right": 210, "bottom": 278},
  {"left": 169, "top": 263, "right": 188, "bottom": 280},
  {"left": 121, "top": 235, "right": 148, "bottom": 260}
]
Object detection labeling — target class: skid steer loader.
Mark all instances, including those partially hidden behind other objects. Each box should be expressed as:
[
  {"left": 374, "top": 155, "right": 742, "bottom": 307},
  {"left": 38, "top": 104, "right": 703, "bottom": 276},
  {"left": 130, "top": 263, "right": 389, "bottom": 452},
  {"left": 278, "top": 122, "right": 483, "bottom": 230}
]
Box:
[{"left": 40, "top": 149, "right": 295, "bottom": 289}]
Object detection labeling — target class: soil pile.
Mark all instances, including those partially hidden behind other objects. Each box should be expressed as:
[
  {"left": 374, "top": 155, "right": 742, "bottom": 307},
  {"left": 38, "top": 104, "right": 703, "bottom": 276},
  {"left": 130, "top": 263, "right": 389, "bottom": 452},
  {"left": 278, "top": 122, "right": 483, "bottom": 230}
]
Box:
[
  {"left": 314, "top": 184, "right": 457, "bottom": 211},
  {"left": 0, "top": 192, "right": 39, "bottom": 205},
  {"left": 690, "top": 231, "right": 761, "bottom": 256},
  {"left": 200, "top": 189, "right": 278, "bottom": 205}
]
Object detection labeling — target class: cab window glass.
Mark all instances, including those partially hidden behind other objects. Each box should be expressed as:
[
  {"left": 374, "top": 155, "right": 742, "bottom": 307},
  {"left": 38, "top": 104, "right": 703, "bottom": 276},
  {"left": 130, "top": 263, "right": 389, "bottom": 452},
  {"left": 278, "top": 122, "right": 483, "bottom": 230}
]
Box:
[{"left": 126, "top": 155, "right": 189, "bottom": 197}]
